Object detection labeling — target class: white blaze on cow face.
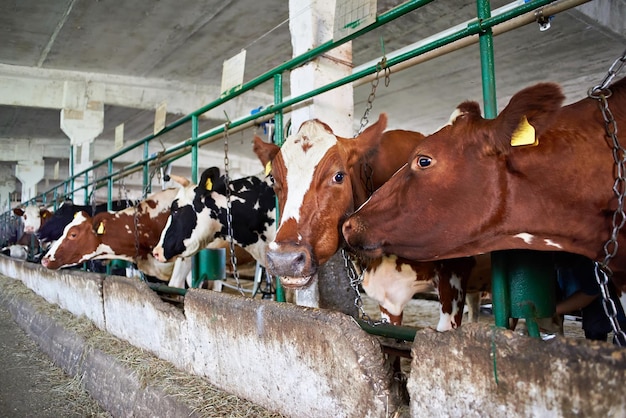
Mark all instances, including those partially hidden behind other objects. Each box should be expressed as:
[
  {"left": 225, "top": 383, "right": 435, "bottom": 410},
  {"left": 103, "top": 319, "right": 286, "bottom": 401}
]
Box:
[
  {"left": 44, "top": 212, "right": 90, "bottom": 261},
  {"left": 278, "top": 121, "right": 338, "bottom": 231}
]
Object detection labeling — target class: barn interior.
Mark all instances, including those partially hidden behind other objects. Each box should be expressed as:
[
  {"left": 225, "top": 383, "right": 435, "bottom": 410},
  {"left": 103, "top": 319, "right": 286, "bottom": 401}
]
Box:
[{"left": 1, "top": 0, "right": 624, "bottom": 207}]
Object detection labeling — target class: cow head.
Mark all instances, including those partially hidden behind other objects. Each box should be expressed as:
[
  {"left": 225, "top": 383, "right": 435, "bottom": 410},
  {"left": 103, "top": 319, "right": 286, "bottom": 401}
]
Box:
[
  {"left": 153, "top": 169, "right": 275, "bottom": 265},
  {"left": 253, "top": 114, "right": 387, "bottom": 288},
  {"left": 41, "top": 211, "right": 103, "bottom": 269},
  {"left": 343, "top": 82, "right": 574, "bottom": 261},
  {"left": 153, "top": 183, "right": 223, "bottom": 262},
  {"left": 13, "top": 206, "right": 51, "bottom": 234}
]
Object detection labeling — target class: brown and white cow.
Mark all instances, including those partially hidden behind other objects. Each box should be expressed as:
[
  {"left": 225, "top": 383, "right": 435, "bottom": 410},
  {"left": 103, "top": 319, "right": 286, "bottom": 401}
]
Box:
[
  {"left": 41, "top": 187, "right": 191, "bottom": 288},
  {"left": 254, "top": 114, "right": 490, "bottom": 329},
  {"left": 343, "top": 77, "right": 626, "bottom": 289}
]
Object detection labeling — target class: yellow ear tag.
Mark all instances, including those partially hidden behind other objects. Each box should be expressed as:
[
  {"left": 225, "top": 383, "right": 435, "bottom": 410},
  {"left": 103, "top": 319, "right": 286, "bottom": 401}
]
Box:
[
  {"left": 96, "top": 222, "right": 105, "bottom": 235},
  {"left": 510, "top": 115, "right": 538, "bottom": 147},
  {"left": 264, "top": 161, "right": 272, "bottom": 176},
  {"left": 205, "top": 178, "right": 213, "bottom": 191}
]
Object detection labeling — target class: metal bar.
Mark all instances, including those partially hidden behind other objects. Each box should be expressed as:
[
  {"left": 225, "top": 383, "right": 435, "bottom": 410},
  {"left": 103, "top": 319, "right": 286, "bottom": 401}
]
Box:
[
  {"left": 107, "top": 159, "right": 113, "bottom": 211},
  {"left": 355, "top": 319, "right": 417, "bottom": 342},
  {"left": 477, "top": 0, "right": 497, "bottom": 118},
  {"left": 191, "top": 115, "right": 199, "bottom": 184},
  {"left": 143, "top": 142, "right": 150, "bottom": 195},
  {"left": 273, "top": 73, "right": 286, "bottom": 304}
]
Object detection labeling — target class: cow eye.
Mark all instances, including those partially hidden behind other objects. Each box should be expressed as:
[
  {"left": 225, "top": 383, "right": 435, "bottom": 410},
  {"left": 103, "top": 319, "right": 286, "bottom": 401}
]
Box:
[
  {"left": 333, "top": 172, "right": 345, "bottom": 184},
  {"left": 413, "top": 155, "right": 433, "bottom": 170}
]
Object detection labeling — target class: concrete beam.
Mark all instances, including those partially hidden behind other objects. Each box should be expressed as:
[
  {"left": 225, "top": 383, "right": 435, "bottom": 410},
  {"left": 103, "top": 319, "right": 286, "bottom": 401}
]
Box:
[
  {"left": 0, "top": 139, "right": 69, "bottom": 161},
  {"left": 0, "top": 64, "right": 273, "bottom": 118}
]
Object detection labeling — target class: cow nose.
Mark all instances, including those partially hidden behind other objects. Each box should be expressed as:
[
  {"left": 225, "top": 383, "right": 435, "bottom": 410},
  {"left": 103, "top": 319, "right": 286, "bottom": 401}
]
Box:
[
  {"left": 266, "top": 244, "right": 315, "bottom": 278},
  {"left": 342, "top": 217, "right": 357, "bottom": 242}
]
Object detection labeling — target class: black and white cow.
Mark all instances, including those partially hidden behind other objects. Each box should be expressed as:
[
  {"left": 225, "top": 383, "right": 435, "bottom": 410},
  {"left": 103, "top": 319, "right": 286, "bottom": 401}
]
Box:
[{"left": 152, "top": 169, "right": 276, "bottom": 266}]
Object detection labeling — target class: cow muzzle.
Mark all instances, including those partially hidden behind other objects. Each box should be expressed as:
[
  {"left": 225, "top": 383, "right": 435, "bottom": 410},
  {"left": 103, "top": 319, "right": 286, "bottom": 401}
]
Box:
[
  {"left": 266, "top": 243, "right": 317, "bottom": 288},
  {"left": 342, "top": 216, "right": 382, "bottom": 257}
]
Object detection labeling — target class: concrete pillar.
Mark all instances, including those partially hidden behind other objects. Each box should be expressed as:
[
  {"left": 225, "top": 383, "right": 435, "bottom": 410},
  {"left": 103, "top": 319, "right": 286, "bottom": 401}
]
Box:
[
  {"left": 15, "top": 160, "right": 44, "bottom": 202},
  {"left": 288, "top": 0, "right": 354, "bottom": 308},
  {"left": 0, "top": 165, "right": 15, "bottom": 211},
  {"left": 60, "top": 81, "right": 104, "bottom": 204},
  {"left": 289, "top": 0, "right": 354, "bottom": 137}
]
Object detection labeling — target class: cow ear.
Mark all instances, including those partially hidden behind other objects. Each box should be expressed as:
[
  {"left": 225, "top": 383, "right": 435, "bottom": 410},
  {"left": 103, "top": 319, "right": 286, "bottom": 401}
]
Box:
[
  {"left": 13, "top": 208, "right": 24, "bottom": 216},
  {"left": 168, "top": 174, "right": 190, "bottom": 187},
  {"left": 199, "top": 167, "right": 221, "bottom": 191},
  {"left": 497, "top": 83, "right": 565, "bottom": 148},
  {"left": 339, "top": 113, "right": 388, "bottom": 168},
  {"left": 253, "top": 136, "right": 280, "bottom": 172}
]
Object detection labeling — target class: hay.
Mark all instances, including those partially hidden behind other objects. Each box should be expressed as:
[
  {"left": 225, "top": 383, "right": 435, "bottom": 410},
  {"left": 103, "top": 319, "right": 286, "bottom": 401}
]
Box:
[{"left": 0, "top": 275, "right": 285, "bottom": 418}]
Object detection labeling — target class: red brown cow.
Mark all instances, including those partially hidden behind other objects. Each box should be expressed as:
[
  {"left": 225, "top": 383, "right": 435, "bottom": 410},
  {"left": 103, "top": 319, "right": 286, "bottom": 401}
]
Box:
[
  {"left": 343, "top": 77, "right": 626, "bottom": 289},
  {"left": 41, "top": 188, "right": 191, "bottom": 288},
  {"left": 254, "top": 114, "right": 490, "bottom": 329}
]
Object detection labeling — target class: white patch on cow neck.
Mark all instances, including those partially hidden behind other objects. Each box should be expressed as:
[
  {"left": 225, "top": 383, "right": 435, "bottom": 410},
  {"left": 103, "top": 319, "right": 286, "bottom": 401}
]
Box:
[
  {"left": 514, "top": 233, "right": 534, "bottom": 244},
  {"left": 279, "top": 121, "right": 337, "bottom": 226}
]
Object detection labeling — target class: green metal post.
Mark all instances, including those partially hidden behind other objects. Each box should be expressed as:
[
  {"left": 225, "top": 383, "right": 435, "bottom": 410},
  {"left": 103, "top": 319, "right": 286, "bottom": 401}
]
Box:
[
  {"left": 477, "top": 0, "right": 497, "bottom": 119},
  {"left": 83, "top": 172, "right": 89, "bottom": 205},
  {"left": 69, "top": 145, "right": 74, "bottom": 200},
  {"left": 106, "top": 159, "right": 114, "bottom": 275},
  {"left": 476, "top": 0, "right": 511, "bottom": 330},
  {"left": 191, "top": 115, "right": 199, "bottom": 183},
  {"left": 191, "top": 115, "right": 201, "bottom": 286},
  {"left": 273, "top": 73, "right": 286, "bottom": 303},
  {"left": 107, "top": 159, "right": 113, "bottom": 211},
  {"left": 143, "top": 141, "right": 151, "bottom": 195},
  {"left": 476, "top": 0, "right": 555, "bottom": 337}
]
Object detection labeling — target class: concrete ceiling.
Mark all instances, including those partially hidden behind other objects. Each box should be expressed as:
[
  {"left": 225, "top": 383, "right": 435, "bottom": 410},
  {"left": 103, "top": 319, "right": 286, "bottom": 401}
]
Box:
[{"left": 1, "top": 0, "right": 625, "bottom": 204}]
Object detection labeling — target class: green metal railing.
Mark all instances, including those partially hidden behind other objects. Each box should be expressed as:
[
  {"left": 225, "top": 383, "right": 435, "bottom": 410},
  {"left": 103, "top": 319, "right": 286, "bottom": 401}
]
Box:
[{"left": 1, "top": 0, "right": 580, "bottom": 341}]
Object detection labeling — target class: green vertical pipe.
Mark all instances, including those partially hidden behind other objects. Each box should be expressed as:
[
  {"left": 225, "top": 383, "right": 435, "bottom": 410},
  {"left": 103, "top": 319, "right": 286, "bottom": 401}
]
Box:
[
  {"left": 273, "top": 73, "right": 286, "bottom": 303},
  {"left": 191, "top": 115, "right": 200, "bottom": 287},
  {"left": 107, "top": 159, "right": 113, "bottom": 211},
  {"left": 69, "top": 145, "right": 74, "bottom": 200},
  {"left": 477, "top": 0, "right": 508, "bottom": 329},
  {"left": 491, "top": 251, "right": 510, "bottom": 327},
  {"left": 477, "top": 0, "right": 497, "bottom": 119},
  {"left": 83, "top": 172, "right": 89, "bottom": 205},
  {"left": 143, "top": 141, "right": 150, "bottom": 195},
  {"left": 191, "top": 115, "right": 199, "bottom": 184}
]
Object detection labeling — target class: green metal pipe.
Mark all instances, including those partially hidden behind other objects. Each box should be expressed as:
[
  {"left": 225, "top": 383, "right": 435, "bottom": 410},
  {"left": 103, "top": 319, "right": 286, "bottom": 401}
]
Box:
[
  {"left": 107, "top": 159, "right": 113, "bottom": 211},
  {"left": 273, "top": 73, "right": 286, "bottom": 303},
  {"left": 355, "top": 319, "right": 417, "bottom": 342},
  {"left": 477, "top": 0, "right": 497, "bottom": 118},
  {"left": 148, "top": 283, "right": 187, "bottom": 297},
  {"left": 191, "top": 115, "right": 199, "bottom": 183},
  {"left": 83, "top": 172, "right": 89, "bottom": 205},
  {"left": 143, "top": 141, "right": 150, "bottom": 195}
]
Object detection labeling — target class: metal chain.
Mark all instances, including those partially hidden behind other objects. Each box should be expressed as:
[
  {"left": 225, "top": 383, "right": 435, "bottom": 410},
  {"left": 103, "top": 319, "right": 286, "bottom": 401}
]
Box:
[
  {"left": 341, "top": 249, "right": 387, "bottom": 326},
  {"left": 355, "top": 57, "right": 390, "bottom": 136},
  {"left": 589, "top": 48, "right": 626, "bottom": 346},
  {"left": 223, "top": 122, "right": 244, "bottom": 296},
  {"left": 347, "top": 57, "right": 390, "bottom": 320}
]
